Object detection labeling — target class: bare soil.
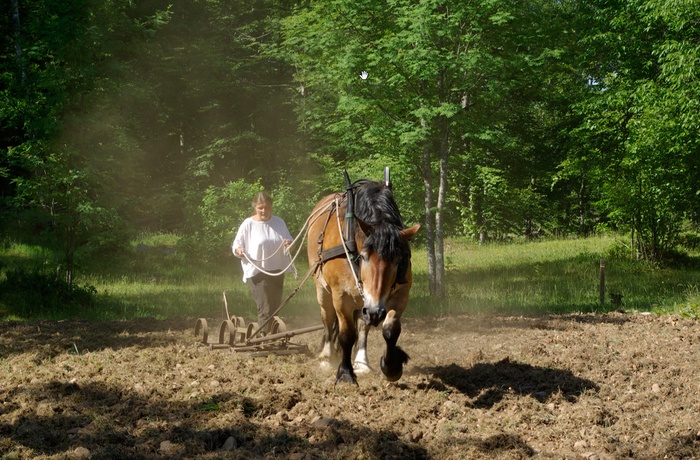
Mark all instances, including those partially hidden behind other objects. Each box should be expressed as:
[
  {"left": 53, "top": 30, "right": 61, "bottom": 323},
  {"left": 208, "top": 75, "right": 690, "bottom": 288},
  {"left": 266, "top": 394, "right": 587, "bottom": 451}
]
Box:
[{"left": 2, "top": 312, "right": 700, "bottom": 459}]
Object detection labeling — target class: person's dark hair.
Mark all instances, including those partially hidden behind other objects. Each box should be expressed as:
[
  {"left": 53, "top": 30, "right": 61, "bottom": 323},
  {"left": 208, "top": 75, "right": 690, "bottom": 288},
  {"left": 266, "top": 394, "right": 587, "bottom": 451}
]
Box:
[{"left": 252, "top": 192, "right": 272, "bottom": 209}]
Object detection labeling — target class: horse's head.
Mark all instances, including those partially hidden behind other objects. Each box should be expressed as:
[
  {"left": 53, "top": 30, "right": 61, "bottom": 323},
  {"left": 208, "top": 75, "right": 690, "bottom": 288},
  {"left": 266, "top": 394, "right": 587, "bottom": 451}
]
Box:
[{"left": 356, "top": 219, "right": 421, "bottom": 326}]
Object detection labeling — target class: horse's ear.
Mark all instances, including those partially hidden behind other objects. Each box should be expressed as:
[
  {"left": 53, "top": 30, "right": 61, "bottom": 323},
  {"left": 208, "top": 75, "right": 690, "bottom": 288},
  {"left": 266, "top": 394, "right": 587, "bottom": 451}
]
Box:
[
  {"left": 400, "top": 224, "right": 421, "bottom": 241},
  {"left": 357, "top": 217, "right": 373, "bottom": 236}
]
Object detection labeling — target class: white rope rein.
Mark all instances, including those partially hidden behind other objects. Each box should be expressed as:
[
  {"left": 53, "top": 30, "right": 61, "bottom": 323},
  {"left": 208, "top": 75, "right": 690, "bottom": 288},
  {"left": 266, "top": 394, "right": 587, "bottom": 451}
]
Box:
[
  {"left": 334, "top": 196, "right": 364, "bottom": 299},
  {"left": 240, "top": 200, "right": 336, "bottom": 278},
  {"left": 240, "top": 194, "right": 364, "bottom": 300}
]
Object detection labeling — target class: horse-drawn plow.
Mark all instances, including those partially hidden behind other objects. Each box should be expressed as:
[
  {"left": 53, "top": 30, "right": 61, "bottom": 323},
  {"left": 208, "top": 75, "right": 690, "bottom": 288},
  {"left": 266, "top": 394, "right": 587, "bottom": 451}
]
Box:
[{"left": 194, "top": 292, "right": 323, "bottom": 358}]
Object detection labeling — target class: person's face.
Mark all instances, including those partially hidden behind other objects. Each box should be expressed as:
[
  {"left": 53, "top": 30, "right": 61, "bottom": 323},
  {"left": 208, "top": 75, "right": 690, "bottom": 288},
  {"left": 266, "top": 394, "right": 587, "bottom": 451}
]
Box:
[{"left": 254, "top": 202, "right": 272, "bottom": 221}]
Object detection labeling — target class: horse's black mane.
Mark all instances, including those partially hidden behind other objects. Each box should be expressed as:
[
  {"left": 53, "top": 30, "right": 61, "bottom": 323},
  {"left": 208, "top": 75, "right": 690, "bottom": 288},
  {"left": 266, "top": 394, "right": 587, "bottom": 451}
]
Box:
[{"left": 351, "top": 180, "right": 407, "bottom": 262}]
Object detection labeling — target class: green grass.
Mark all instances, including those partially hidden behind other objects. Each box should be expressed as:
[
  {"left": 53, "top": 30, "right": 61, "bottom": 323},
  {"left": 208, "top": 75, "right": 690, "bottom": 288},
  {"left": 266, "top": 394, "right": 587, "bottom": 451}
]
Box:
[
  {"left": 408, "top": 235, "right": 700, "bottom": 317},
  {"left": 0, "top": 237, "right": 321, "bottom": 321},
  {"left": 1, "top": 234, "right": 699, "bottom": 321},
  {"left": 81, "top": 271, "right": 319, "bottom": 322}
]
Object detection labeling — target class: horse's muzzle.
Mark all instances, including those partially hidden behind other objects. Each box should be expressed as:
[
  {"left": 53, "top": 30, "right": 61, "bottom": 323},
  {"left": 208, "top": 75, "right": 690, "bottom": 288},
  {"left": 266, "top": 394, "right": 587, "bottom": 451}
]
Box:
[{"left": 362, "top": 305, "right": 386, "bottom": 327}]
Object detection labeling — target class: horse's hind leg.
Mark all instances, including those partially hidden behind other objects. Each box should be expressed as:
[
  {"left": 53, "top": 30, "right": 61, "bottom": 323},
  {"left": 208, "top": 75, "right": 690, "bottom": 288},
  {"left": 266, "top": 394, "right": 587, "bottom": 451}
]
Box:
[
  {"left": 316, "top": 284, "right": 337, "bottom": 368},
  {"left": 353, "top": 310, "right": 371, "bottom": 374},
  {"left": 380, "top": 310, "right": 409, "bottom": 382},
  {"left": 334, "top": 293, "right": 358, "bottom": 384}
]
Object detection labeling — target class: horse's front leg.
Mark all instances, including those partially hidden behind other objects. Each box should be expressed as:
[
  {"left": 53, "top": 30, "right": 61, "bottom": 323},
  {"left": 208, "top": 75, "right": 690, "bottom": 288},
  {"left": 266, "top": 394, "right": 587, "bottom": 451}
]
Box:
[
  {"left": 380, "top": 309, "right": 409, "bottom": 382},
  {"left": 353, "top": 310, "right": 372, "bottom": 374}
]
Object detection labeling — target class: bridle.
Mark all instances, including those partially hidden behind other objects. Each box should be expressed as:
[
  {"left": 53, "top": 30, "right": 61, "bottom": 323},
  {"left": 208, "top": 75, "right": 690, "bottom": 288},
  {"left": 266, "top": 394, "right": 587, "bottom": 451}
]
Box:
[{"left": 314, "top": 169, "right": 410, "bottom": 301}]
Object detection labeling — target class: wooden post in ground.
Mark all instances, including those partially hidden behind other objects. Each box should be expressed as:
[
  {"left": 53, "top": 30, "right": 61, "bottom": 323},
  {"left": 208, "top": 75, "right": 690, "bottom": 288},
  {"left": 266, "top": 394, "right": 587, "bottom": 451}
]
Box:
[{"left": 599, "top": 259, "right": 606, "bottom": 308}]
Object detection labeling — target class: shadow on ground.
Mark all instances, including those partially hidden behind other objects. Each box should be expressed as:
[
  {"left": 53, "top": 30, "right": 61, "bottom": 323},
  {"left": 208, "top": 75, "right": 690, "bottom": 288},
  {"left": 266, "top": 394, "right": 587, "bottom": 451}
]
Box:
[
  {"left": 420, "top": 357, "right": 599, "bottom": 408},
  {"left": 0, "top": 317, "right": 192, "bottom": 359},
  {"left": 0, "top": 379, "right": 430, "bottom": 459}
]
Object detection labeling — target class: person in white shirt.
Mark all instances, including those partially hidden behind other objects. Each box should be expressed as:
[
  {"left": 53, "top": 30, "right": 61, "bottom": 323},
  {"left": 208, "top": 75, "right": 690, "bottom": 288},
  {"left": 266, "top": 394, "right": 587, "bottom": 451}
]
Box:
[{"left": 232, "top": 192, "right": 293, "bottom": 332}]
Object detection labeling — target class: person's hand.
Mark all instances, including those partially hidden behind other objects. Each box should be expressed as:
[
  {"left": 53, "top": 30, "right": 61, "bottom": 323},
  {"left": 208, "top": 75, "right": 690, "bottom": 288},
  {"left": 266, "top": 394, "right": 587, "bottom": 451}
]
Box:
[
  {"left": 235, "top": 247, "right": 244, "bottom": 256},
  {"left": 283, "top": 239, "right": 291, "bottom": 247}
]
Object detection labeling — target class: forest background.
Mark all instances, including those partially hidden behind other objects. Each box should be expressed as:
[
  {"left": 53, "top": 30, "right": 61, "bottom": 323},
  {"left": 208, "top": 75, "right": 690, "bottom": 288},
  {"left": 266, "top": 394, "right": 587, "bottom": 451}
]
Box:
[{"left": 1, "top": 0, "right": 699, "bottom": 313}]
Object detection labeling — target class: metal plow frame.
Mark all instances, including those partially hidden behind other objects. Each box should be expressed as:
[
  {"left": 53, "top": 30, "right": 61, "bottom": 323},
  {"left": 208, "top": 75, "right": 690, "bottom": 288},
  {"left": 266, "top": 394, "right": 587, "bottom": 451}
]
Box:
[{"left": 194, "top": 292, "right": 323, "bottom": 358}]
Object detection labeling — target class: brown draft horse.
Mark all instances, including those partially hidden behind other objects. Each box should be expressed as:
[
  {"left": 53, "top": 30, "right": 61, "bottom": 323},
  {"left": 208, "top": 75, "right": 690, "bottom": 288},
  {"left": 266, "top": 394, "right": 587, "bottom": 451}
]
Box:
[{"left": 307, "top": 175, "right": 420, "bottom": 384}]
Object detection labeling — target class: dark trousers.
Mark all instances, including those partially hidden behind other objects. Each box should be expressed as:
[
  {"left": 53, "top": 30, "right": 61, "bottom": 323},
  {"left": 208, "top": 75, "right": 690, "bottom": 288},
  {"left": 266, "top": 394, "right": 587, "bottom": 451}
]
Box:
[{"left": 245, "top": 272, "right": 284, "bottom": 331}]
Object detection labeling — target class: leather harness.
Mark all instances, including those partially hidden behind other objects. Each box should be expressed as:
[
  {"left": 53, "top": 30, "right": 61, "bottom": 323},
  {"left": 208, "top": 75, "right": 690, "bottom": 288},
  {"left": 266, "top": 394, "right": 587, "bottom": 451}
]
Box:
[
  {"left": 316, "top": 192, "right": 361, "bottom": 279},
  {"left": 315, "top": 173, "right": 409, "bottom": 289}
]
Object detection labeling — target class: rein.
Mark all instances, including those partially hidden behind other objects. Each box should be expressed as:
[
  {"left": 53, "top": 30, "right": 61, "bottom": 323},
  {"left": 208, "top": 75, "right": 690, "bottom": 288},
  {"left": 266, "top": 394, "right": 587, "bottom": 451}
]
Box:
[
  {"left": 315, "top": 172, "right": 366, "bottom": 300},
  {"left": 309, "top": 193, "right": 365, "bottom": 299},
  {"left": 240, "top": 200, "right": 339, "bottom": 340},
  {"left": 240, "top": 199, "right": 337, "bottom": 278},
  {"left": 246, "top": 258, "right": 321, "bottom": 341},
  {"left": 245, "top": 186, "right": 365, "bottom": 338},
  {"left": 316, "top": 170, "right": 410, "bottom": 294},
  {"left": 332, "top": 196, "right": 364, "bottom": 300}
]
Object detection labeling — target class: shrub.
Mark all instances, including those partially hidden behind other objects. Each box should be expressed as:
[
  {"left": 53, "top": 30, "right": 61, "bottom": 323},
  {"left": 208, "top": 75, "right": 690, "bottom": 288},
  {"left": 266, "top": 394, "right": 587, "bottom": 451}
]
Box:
[
  {"left": 678, "top": 231, "right": 700, "bottom": 250},
  {"left": 0, "top": 268, "right": 97, "bottom": 318}
]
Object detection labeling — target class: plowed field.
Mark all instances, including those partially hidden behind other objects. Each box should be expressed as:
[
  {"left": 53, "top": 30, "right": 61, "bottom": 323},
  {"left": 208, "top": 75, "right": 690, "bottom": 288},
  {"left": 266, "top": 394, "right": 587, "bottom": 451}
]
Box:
[{"left": 2, "top": 312, "right": 700, "bottom": 459}]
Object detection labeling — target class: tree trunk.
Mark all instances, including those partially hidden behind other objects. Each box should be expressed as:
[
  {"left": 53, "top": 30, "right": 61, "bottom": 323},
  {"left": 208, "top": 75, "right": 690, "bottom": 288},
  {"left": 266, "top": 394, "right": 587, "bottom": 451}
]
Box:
[
  {"left": 578, "top": 176, "right": 586, "bottom": 235},
  {"left": 434, "top": 116, "right": 448, "bottom": 299},
  {"left": 421, "top": 116, "right": 436, "bottom": 295},
  {"left": 480, "top": 185, "right": 487, "bottom": 244},
  {"left": 469, "top": 184, "right": 486, "bottom": 244},
  {"left": 65, "top": 223, "right": 75, "bottom": 285}
]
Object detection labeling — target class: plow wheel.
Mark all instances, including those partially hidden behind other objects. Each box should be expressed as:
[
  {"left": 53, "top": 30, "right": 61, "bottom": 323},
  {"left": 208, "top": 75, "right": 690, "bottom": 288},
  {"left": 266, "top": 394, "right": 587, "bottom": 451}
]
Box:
[
  {"left": 218, "top": 320, "right": 237, "bottom": 346},
  {"left": 246, "top": 322, "right": 260, "bottom": 339},
  {"left": 233, "top": 316, "right": 247, "bottom": 343},
  {"left": 194, "top": 318, "right": 209, "bottom": 344},
  {"left": 270, "top": 316, "right": 287, "bottom": 334}
]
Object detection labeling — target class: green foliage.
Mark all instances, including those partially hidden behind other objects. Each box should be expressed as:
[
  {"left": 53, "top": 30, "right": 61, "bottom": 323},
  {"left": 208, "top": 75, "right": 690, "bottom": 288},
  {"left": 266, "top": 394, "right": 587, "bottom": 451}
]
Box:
[
  {"left": 0, "top": 268, "right": 97, "bottom": 318},
  {"left": 562, "top": 0, "right": 700, "bottom": 260},
  {"left": 180, "top": 179, "right": 263, "bottom": 264},
  {"left": 281, "top": 0, "right": 504, "bottom": 157},
  {"left": 1, "top": 0, "right": 170, "bottom": 277},
  {"left": 9, "top": 142, "right": 130, "bottom": 267},
  {"left": 678, "top": 230, "right": 700, "bottom": 251},
  {"left": 2, "top": 0, "right": 699, "bottom": 270},
  {"left": 653, "top": 302, "right": 700, "bottom": 319},
  {"left": 279, "top": 0, "right": 590, "bottom": 251},
  {"left": 179, "top": 176, "right": 319, "bottom": 264},
  {"left": 265, "top": 180, "right": 321, "bottom": 240},
  {"left": 2, "top": 0, "right": 307, "bottom": 271}
]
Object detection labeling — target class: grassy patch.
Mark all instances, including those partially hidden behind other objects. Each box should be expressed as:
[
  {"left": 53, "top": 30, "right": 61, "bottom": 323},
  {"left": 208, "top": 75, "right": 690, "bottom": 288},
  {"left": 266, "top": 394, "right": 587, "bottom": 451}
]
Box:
[
  {"left": 1, "top": 234, "right": 699, "bottom": 320},
  {"left": 409, "top": 235, "right": 700, "bottom": 317}
]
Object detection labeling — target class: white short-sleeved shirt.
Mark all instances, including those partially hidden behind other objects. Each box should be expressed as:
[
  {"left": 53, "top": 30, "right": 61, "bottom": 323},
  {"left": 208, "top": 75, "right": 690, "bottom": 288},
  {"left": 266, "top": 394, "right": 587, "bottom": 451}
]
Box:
[{"left": 232, "top": 216, "right": 293, "bottom": 282}]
